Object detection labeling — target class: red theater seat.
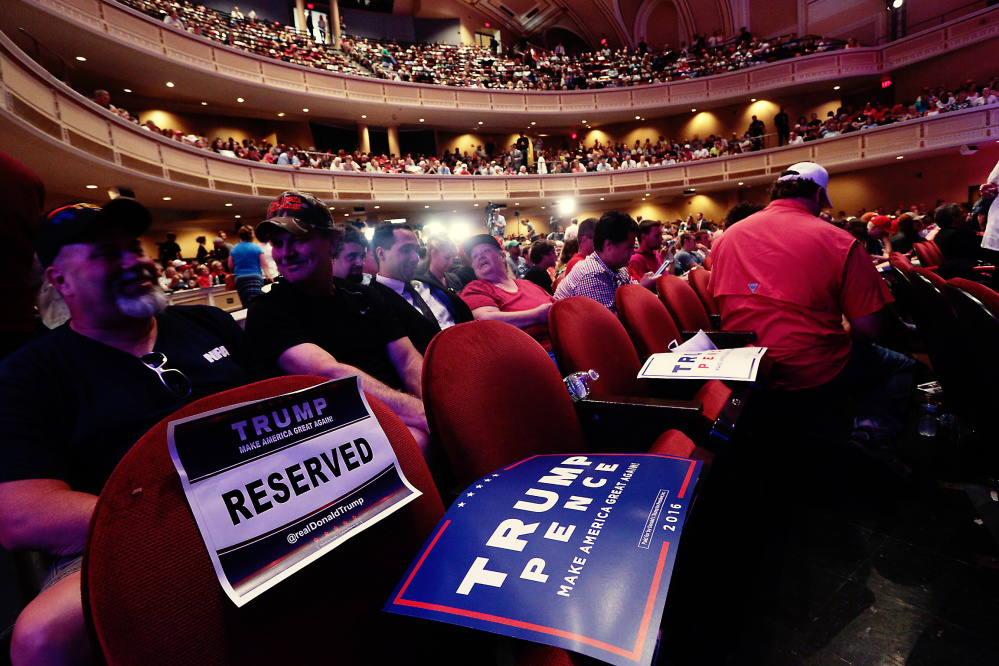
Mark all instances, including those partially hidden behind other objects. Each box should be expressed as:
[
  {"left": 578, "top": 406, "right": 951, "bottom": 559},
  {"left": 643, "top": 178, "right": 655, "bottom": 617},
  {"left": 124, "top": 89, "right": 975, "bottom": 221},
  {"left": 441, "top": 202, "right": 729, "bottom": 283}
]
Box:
[
  {"left": 550, "top": 296, "right": 742, "bottom": 446},
  {"left": 912, "top": 241, "right": 944, "bottom": 271},
  {"left": 422, "top": 320, "right": 704, "bottom": 488},
  {"left": 687, "top": 267, "right": 720, "bottom": 316},
  {"left": 656, "top": 273, "right": 713, "bottom": 332},
  {"left": 889, "top": 252, "right": 914, "bottom": 275},
  {"left": 83, "top": 376, "right": 460, "bottom": 664},
  {"left": 616, "top": 284, "right": 683, "bottom": 359}
]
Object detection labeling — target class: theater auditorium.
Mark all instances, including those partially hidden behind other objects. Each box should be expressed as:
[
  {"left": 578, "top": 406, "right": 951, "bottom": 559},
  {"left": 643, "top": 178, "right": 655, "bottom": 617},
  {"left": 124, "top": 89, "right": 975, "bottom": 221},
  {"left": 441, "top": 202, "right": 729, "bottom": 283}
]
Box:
[{"left": 2, "top": 0, "right": 999, "bottom": 663}]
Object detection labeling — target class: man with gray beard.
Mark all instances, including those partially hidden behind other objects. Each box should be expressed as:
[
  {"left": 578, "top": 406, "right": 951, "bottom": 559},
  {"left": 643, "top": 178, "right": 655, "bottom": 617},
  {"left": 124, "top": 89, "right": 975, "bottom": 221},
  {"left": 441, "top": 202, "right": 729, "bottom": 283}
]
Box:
[{"left": 0, "top": 199, "right": 251, "bottom": 666}]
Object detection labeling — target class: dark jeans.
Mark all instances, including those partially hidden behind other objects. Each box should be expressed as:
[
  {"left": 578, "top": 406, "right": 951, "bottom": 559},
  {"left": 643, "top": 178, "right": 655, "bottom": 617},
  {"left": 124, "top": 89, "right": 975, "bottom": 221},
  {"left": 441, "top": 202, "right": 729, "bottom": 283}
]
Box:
[
  {"left": 235, "top": 274, "right": 265, "bottom": 308},
  {"left": 805, "top": 342, "right": 916, "bottom": 433}
]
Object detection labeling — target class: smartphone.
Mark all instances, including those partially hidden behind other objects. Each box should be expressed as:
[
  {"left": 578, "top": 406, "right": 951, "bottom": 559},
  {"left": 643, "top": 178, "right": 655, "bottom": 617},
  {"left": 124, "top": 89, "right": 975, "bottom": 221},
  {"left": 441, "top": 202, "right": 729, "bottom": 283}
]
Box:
[{"left": 654, "top": 260, "right": 674, "bottom": 277}]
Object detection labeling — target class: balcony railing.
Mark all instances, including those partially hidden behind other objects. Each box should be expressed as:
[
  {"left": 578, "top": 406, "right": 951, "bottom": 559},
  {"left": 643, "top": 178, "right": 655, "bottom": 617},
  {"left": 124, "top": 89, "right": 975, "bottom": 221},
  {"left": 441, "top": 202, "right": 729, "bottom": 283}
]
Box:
[
  {"left": 2, "top": 29, "right": 998, "bottom": 205},
  {"left": 9, "top": 0, "right": 999, "bottom": 116}
]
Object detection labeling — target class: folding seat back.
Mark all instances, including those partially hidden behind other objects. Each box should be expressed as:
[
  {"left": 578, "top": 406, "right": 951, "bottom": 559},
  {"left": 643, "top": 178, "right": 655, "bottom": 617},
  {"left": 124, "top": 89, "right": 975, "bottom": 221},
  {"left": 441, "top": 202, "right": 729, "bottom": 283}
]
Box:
[
  {"left": 423, "top": 320, "right": 702, "bottom": 483},
  {"left": 84, "top": 376, "right": 449, "bottom": 665},
  {"left": 944, "top": 278, "right": 999, "bottom": 394},
  {"left": 656, "top": 273, "right": 712, "bottom": 332},
  {"left": 549, "top": 296, "right": 649, "bottom": 398},
  {"left": 615, "top": 284, "right": 683, "bottom": 359},
  {"left": 551, "top": 297, "right": 736, "bottom": 437},
  {"left": 889, "top": 252, "right": 914, "bottom": 275},
  {"left": 687, "top": 268, "right": 720, "bottom": 316},
  {"left": 912, "top": 241, "right": 942, "bottom": 270},
  {"left": 423, "top": 320, "right": 586, "bottom": 486}
]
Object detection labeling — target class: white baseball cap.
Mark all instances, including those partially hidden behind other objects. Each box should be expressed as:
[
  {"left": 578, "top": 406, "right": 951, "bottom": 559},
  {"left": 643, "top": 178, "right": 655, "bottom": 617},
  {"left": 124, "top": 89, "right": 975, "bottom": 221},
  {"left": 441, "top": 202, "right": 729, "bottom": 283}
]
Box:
[{"left": 777, "top": 162, "right": 832, "bottom": 208}]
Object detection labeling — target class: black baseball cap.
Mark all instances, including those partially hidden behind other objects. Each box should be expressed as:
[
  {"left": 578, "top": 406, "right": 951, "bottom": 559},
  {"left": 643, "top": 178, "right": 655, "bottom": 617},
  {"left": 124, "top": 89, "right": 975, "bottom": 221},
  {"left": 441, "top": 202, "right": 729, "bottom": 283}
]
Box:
[
  {"left": 36, "top": 198, "right": 152, "bottom": 267},
  {"left": 255, "top": 191, "right": 334, "bottom": 242},
  {"left": 462, "top": 234, "right": 501, "bottom": 259}
]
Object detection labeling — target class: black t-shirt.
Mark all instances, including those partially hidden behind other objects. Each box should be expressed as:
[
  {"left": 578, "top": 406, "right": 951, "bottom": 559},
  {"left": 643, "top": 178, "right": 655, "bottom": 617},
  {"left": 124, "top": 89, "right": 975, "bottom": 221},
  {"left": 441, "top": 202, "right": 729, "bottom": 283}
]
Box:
[
  {"left": 0, "top": 306, "right": 250, "bottom": 496},
  {"left": 159, "top": 240, "right": 182, "bottom": 263},
  {"left": 245, "top": 278, "right": 407, "bottom": 389},
  {"left": 524, "top": 266, "right": 554, "bottom": 294}
]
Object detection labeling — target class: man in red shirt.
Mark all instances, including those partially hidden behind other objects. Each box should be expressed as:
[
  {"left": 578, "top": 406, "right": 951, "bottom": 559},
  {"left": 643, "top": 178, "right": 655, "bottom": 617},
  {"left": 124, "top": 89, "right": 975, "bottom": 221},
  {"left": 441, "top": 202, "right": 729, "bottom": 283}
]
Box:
[
  {"left": 628, "top": 219, "right": 663, "bottom": 285},
  {"left": 710, "top": 162, "right": 915, "bottom": 461},
  {"left": 564, "top": 217, "right": 596, "bottom": 277}
]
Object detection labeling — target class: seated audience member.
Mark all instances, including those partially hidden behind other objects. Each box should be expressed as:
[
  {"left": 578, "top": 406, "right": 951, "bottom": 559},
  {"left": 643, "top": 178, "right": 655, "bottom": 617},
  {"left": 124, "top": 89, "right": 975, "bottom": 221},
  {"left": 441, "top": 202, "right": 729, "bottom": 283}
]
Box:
[
  {"left": 563, "top": 217, "right": 598, "bottom": 277},
  {"left": 554, "top": 211, "right": 639, "bottom": 312},
  {"left": 933, "top": 202, "right": 984, "bottom": 278},
  {"left": 195, "top": 264, "right": 212, "bottom": 288},
  {"left": 416, "top": 235, "right": 463, "bottom": 293},
  {"left": 459, "top": 234, "right": 554, "bottom": 352},
  {"left": 505, "top": 241, "right": 528, "bottom": 278},
  {"left": 0, "top": 199, "right": 251, "bottom": 666},
  {"left": 228, "top": 224, "right": 274, "bottom": 307},
  {"left": 524, "top": 239, "right": 558, "bottom": 293},
  {"left": 370, "top": 223, "right": 472, "bottom": 354},
  {"left": 710, "top": 162, "right": 915, "bottom": 452},
  {"left": 721, "top": 201, "right": 765, "bottom": 233},
  {"left": 553, "top": 238, "right": 577, "bottom": 281},
  {"left": 673, "top": 232, "right": 706, "bottom": 274},
  {"left": 848, "top": 218, "right": 880, "bottom": 261},
  {"left": 628, "top": 219, "right": 663, "bottom": 286},
  {"left": 244, "top": 192, "right": 431, "bottom": 453},
  {"left": 888, "top": 212, "right": 924, "bottom": 255},
  {"left": 331, "top": 224, "right": 368, "bottom": 283}
]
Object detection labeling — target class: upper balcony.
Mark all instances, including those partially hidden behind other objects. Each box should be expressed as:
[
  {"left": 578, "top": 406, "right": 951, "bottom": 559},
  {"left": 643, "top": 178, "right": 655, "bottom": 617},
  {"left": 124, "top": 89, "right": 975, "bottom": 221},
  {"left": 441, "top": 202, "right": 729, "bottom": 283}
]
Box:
[
  {"left": 3, "top": 25, "right": 998, "bottom": 223},
  {"left": 4, "top": 0, "right": 999, "bottom": 131}
]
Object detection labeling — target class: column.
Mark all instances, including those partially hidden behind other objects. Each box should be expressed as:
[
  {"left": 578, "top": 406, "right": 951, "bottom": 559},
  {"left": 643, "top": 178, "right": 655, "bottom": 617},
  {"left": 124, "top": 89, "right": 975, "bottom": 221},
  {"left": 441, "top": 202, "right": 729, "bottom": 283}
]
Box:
[
  {"left": 331, "top": 0, "right": 342, "bottom": 47},
  {"left": 358, "top": 123, "right": 370, "bottom": 154},
  {"left": 387, "top": 126, "right": 400, "bottom": 158},
  {"left": 797, "top": 0, "right": 808, "bottom": 38},
  {"left": 294, "top": 0, "right": 306, "bottom": 37}
]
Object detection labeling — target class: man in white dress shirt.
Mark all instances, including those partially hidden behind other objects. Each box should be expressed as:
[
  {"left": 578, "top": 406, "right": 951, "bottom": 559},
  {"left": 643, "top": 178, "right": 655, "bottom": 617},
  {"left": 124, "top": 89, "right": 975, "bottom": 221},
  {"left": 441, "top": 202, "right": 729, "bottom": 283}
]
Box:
[{"left": 369, "top": 224, "right": 472, "bottom": 354}]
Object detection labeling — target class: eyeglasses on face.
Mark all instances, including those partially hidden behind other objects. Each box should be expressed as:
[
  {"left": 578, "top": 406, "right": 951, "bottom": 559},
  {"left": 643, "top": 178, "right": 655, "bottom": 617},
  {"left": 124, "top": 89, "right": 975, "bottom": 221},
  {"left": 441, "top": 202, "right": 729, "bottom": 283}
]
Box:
[{"left": 140, "top": 351, "right": 192, "bottom": 398}]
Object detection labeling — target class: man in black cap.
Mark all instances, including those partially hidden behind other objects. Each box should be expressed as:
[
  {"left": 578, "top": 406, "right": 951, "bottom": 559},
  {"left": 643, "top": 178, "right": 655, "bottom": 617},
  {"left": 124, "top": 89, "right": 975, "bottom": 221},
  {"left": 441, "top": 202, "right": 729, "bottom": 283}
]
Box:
[
  {"left": 244, "top": 192, "right": 431, "bottom": 454},
  {"left": 0, "top": 198, "right": 250, "bottom": 665}
]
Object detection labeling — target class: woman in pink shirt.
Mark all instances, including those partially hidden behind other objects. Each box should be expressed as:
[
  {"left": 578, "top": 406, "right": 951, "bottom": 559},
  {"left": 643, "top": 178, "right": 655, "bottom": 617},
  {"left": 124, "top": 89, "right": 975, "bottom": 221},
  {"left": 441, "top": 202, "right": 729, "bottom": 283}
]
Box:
[{"left": 459, "top": 235, "right": 554, "bottom": 351}]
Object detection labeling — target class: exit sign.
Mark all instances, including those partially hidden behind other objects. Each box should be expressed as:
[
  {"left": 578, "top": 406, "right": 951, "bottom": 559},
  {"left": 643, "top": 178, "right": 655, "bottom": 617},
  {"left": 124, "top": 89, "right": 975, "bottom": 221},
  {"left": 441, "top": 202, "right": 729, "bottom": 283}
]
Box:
[{"left": 882, "top": 79, "right": 893, "bottom": 89}]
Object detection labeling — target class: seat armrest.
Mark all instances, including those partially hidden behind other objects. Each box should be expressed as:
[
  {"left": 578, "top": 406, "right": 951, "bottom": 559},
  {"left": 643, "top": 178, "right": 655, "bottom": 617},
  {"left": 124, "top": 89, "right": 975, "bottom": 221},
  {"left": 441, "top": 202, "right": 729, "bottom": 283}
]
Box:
[
  {"left": 574, "top": 395, "right": 703, "bottom": 453},
  {"left": 680, "top": 330, "right": 757, "bottom": 347}
]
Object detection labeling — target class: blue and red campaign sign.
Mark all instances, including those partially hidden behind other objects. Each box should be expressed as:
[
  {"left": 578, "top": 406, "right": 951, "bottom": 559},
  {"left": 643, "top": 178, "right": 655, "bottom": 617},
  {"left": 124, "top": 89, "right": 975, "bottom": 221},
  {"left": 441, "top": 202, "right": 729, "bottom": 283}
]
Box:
[{"left": 385, "top": 453, "right": 701, "bottom": 665}]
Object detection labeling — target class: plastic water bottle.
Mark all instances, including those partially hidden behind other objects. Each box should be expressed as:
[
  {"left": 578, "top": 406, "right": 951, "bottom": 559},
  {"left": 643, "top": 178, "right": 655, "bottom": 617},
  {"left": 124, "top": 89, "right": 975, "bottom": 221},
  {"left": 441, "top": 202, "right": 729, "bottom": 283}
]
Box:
[
  {"left": 564, "top": 369, "right": 599, "bottom": 402},
  {"left": 918, "top": 401, "right": 939, "bottom": 437}
]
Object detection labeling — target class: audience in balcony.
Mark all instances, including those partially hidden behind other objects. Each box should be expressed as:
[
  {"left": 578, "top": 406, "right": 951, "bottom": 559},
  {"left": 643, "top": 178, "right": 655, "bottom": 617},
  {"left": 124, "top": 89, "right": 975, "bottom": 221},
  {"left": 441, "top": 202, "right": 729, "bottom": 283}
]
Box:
[
  {"left": 80, "top": 61, "right": 999, "bottom": 182},
  {"left": 113, "top": 0, "right": 849, "bottom": 91}
]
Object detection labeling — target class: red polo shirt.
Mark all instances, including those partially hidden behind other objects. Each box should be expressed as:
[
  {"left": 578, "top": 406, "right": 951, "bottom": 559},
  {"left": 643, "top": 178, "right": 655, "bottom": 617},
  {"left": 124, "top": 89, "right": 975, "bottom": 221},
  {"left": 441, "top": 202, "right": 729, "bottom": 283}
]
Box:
[{"left": 709, "top": 199, "right": 892, "bottom": 389}]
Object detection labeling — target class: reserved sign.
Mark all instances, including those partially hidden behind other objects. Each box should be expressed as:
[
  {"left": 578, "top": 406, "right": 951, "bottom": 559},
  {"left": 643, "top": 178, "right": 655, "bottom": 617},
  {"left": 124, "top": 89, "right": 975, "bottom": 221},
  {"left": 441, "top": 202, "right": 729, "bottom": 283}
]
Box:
[{"left": 167, "top": 377, "right": 421, "bottom": 606}]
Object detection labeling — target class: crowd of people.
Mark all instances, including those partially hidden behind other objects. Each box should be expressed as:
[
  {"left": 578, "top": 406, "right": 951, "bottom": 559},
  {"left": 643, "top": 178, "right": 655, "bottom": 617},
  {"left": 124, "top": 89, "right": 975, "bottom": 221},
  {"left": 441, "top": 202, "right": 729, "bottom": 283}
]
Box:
[
  {"left": 86, "top": 56, "right": 999, "bottom": 181},
  {"left": 5, "top": 2, "right": 999, "bottom": 659},
  {"left": 118, "top": 0, "right": 846, "bottom": 91},
  {"left": 3, "top": 138, "right": 999, "bottom": 663},
  {"left": 120, "top": 0, "right": 362, "bottom": 74}
]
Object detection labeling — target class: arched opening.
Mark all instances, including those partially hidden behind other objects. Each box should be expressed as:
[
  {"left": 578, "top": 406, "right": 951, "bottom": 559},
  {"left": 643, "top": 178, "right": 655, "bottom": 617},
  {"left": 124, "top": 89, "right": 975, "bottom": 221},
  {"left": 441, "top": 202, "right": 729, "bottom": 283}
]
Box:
[
  {"left": 639, "top": 0, "right": 684, "bottom": 51},
  {"left": 544, "top": 27, "right": 592, "bottom": 55}
]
